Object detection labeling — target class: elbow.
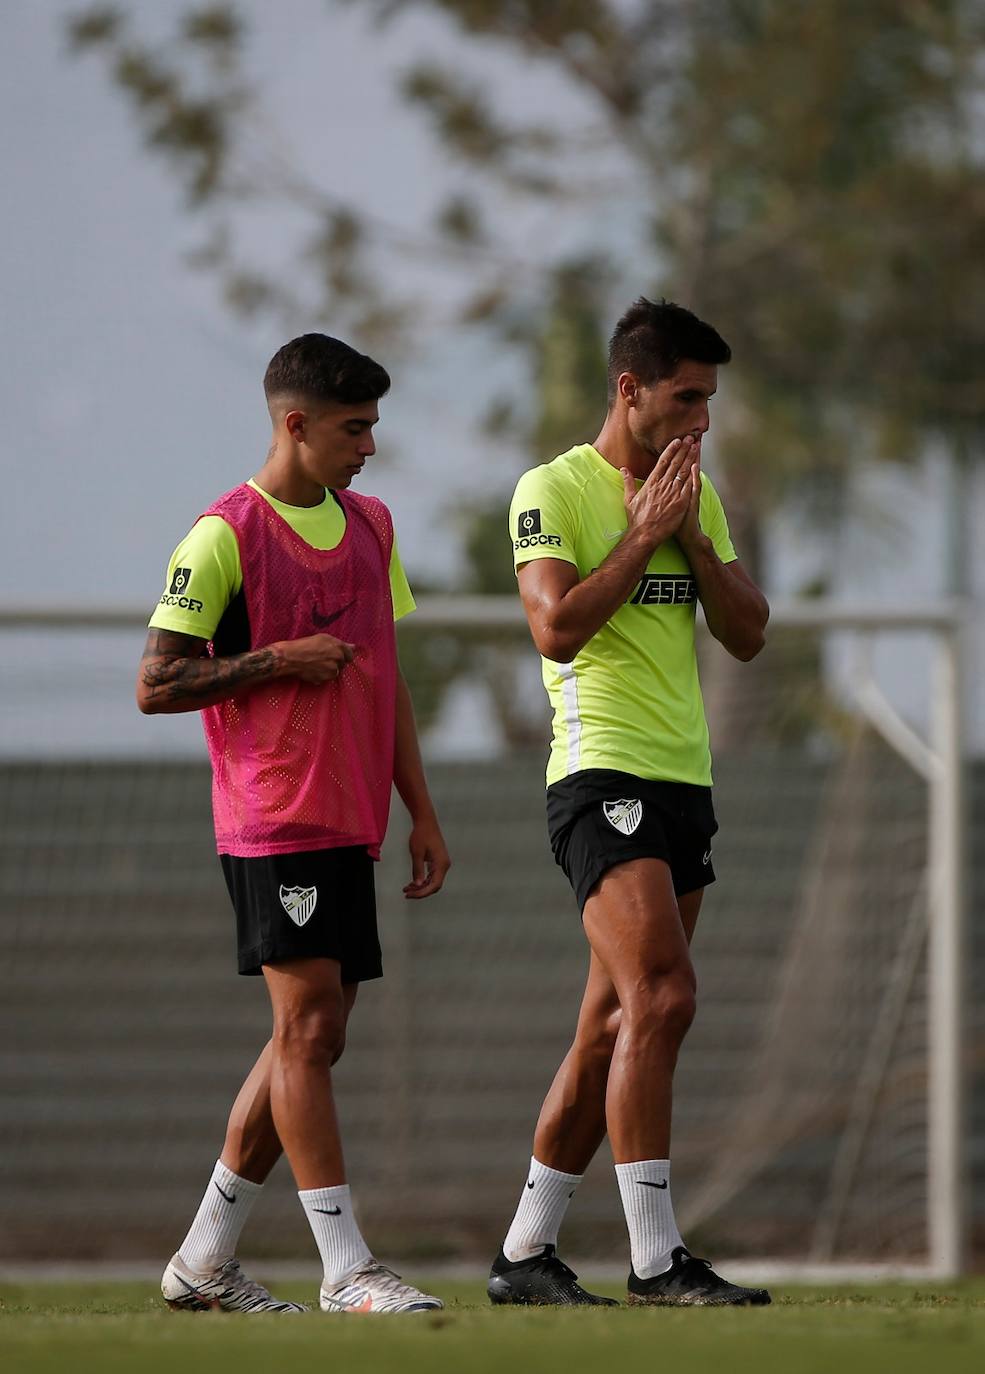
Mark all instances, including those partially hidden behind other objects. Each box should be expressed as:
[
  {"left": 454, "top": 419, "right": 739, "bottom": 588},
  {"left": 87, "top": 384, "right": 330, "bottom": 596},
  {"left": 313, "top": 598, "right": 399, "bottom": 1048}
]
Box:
[
  {"left": 731, "top": 597, "right": 769, "bottom": 661},
  {"left": 136, "top": 685, "right": 158, "bottom": 715},
  {"left": 534, "top": 629, "right": 582, "bottom": 665},
  {"left": 729, "top": 614, "right": 768, "bottom": 661},
  {"left": 731, "top": 633, "right": 766, "bottom": 663}
]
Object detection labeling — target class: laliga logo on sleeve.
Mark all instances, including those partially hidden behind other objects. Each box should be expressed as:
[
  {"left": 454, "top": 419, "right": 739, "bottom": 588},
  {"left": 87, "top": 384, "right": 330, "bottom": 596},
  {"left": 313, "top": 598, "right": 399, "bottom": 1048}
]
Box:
[
  {"left": 603, "top": 799, "right": 643, "bottom": 835},
  {"left": 279, "top": 885, "right": 318, "bottom": 927},
  {"left": 514, "top": 507, "right": 562, "bottom": 550}
]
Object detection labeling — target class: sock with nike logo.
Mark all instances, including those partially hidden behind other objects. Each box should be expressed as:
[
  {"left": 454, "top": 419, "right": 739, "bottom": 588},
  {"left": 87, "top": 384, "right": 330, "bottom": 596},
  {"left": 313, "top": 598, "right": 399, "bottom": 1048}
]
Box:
[
  {"left": 502, "top": 1156, "right": 583, "bottom": 1262},
  {"left": 178, "top": 1159, "right": 263, "bottom": 1272},
  {"left": 614, "top": 1159, "right": 683, "bottom": 1278},
  {"left": 299, "top": 1183, "right": 373, "bottom": 1286}
]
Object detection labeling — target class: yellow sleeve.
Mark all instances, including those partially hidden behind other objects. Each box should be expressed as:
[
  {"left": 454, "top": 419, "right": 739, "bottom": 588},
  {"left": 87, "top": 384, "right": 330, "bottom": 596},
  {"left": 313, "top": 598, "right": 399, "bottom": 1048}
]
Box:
[
  {"left": 388, "top": 533, "right": 416, "bottom": 622},
  {"left": 148, "top": 515, "right": 243, "bottom": 639},
  {"left": 509, "top": 465, "right": 578, "bottom": 571},
  {"left": 699, "top": 475, "right": 738, "bottom": 565}
]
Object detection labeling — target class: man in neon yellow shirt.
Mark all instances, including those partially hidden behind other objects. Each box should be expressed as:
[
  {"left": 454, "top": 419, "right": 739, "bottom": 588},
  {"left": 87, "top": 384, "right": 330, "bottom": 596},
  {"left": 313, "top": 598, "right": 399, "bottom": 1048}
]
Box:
[{"left": 489, "top": 299, "right": 771, "bottom": 1308}]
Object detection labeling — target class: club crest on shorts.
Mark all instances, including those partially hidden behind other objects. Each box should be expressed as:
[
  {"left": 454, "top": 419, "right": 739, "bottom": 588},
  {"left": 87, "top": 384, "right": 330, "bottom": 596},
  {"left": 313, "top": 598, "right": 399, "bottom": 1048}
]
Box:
[
  {"left": 279, "top": 884, "right": 317, "bottom": 927},
  {"left": 603, "top": 798, "right": 643, "bottom": 836}
]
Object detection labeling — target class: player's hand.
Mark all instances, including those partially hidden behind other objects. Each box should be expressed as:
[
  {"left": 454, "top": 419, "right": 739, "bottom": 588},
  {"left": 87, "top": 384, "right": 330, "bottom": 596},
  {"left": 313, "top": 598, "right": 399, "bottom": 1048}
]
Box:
[
  {"left": 403, "top": 815, "right": 451, "bottom": 899},
  {"left": 621, "top": 435, "right": 697, "bottom": 550},
  {"left": 675, "top": 443, "right": 705, "bottom": 554},
  {"left": 277, "top": 633, "right": 356, "bottom": 684}
]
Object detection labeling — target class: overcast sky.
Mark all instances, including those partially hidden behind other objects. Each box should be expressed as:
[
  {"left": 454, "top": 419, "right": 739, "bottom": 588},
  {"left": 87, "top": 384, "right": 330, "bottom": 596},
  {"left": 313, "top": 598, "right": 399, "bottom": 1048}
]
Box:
[
  {"left": 3, "top": 1, "right": 980, "bottom": 756},
  {"left": 0, "top": 0, "right": 632, "bottom": 754},
  {"left": 2, "top": 0, "right": 646, "bottom": 612}
]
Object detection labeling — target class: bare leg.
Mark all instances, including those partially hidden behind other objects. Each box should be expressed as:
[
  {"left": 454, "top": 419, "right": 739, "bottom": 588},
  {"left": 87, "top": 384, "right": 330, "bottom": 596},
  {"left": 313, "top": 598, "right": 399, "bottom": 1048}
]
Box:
[
  {"left": 533, "top": 885, "right": 705, "bottom": 1174},
  {"left": 220, "top": 978, "right": 360, "bottom": 1187},
  {"left": 532, "top": 953, "right": 620, "bottom": 1174},
  {"left": 583, "top": 859, "right": 697, "bottom": 1162},
  {"left": 219, "top": 1042, "right": 280, "bottom": 1183}
]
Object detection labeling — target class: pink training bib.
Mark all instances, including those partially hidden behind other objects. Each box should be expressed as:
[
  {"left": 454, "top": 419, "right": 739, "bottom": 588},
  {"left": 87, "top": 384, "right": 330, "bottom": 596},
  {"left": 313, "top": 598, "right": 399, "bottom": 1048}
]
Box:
[{"left": 199, "top": 483, "right": 397, "bottom": 859}]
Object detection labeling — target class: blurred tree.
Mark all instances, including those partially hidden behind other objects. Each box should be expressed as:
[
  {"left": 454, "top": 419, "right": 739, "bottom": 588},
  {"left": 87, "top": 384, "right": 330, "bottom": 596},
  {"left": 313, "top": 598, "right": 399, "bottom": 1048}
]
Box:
[
  {"left": 69, "top": 0, "right": 985, "bottom": 741},
  {"left": 67, "top": 1, "right": 985, "bottom": 566}
]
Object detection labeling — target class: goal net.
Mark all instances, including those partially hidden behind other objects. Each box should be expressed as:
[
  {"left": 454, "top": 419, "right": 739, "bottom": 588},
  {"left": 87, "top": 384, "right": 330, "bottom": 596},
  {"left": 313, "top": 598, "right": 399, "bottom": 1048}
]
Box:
[{"left": 0, "top": 602, "right": 971, "bottom": 1274}]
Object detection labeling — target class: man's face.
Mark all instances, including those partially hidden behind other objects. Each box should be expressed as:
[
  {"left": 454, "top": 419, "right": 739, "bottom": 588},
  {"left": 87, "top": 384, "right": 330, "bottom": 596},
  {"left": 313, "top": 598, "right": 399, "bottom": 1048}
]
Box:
[
  {"left": 625, "top": 360, "right": 718, "bottom": 470},
  {"left": 293, "top": 401, "right": 380, "bottom": 489}
]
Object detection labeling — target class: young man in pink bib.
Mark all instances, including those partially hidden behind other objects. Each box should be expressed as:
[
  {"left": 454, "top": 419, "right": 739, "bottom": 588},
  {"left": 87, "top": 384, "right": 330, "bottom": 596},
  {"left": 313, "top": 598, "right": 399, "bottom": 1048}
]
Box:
[{"left": 137, "top": 334, "right": 450, "bottom": 1315}]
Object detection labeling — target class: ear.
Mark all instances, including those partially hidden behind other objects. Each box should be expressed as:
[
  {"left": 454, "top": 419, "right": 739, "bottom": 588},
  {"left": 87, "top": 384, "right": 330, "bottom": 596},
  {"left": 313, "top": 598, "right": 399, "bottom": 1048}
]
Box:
[
  {"left": 618, "top": 372, "right": 638, "bottom": 406},
  {"left": 284, "top": 408, "right": 306, "bottom": 442}
]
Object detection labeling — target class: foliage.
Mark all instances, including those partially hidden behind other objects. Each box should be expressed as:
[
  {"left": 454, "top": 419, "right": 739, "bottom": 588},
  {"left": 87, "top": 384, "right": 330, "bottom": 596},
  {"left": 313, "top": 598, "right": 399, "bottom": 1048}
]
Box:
[
  {"left": 67, "top": 0, "right": 985, "bottom": 508},
  {"left": 67, "top": 1, "right": 985, "bottom": 740}
]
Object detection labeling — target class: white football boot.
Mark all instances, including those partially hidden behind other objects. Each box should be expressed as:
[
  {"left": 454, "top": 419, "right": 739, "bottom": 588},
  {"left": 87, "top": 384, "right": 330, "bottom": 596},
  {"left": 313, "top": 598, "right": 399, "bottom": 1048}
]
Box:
[
  {"left": 319, "top": 1261, "right": 443, "bottom": 1314},
  {"left": 161, "top": 1252, "right": 307, "bottom": 1313}
]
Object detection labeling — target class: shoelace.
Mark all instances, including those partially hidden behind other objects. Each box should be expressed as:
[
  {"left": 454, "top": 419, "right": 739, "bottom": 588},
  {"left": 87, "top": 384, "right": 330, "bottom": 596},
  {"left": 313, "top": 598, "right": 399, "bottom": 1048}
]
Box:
[
  {"left": 528, "top": 1252, "right": 578, "bottom": 1283},
  {"left": 357, "top": 1263, "right": 423, "bottom": 1300},
  {"left": 674, "top": 1253, "right": 725, "bottom": 1286},
  {"left": 216, "top": 1259, "right": 278, "bottom": 1305}
]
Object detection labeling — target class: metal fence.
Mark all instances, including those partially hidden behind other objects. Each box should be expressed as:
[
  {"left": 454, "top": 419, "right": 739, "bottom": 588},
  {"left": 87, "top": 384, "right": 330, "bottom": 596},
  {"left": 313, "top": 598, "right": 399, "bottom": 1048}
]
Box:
[{"left": 0, "top": 606, "right": 981, "bottom": 1271}]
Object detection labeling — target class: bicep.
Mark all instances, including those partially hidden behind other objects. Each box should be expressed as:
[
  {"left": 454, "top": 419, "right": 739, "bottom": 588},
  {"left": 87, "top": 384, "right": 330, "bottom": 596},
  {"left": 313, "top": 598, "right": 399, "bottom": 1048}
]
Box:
[
  {"left": 137, "top": 628, "right": 211, "bottom": 710},
  {"left": 722, "top": 560, "right": 763, "bottom": 596},
  {"left": 517, "top": 558, "right": 580, "bottom": 621},
  {"left": 140, "top": 627, "right": 210, "bottom": 669},
  {"left": 699, "top": 478, "right": 737, "bottom": 564}
]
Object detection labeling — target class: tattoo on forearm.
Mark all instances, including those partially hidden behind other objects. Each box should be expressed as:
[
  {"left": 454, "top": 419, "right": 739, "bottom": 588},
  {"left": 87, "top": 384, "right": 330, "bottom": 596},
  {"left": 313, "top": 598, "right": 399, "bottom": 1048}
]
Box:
[{"left": 140, "top": 629, "right": 277, "bottom": 705}]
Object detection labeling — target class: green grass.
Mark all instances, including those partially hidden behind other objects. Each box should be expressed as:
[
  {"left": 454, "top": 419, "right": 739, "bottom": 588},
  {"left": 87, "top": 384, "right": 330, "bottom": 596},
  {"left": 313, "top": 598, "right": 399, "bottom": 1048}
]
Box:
[{"left": 3, "top": 1278, "right": 985, "bottom": 1374}]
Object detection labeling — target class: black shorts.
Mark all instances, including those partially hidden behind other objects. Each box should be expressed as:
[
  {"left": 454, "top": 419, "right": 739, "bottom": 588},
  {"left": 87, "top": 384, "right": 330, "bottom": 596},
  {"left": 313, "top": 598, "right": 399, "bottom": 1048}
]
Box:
[
  {"left": 546, "top": 769, "right": 718, "bottom": 913},
  {"left": 219, "top": 846, "right": 382, "bottom": 982}
]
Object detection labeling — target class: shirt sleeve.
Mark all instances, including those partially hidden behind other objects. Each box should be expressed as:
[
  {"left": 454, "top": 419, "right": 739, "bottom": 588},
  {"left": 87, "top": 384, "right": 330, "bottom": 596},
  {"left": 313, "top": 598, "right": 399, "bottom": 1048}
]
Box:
[
  {"left": 148, "top": 515, "right": 242, "bottom": 640},
  {"left": 698, "top": 475, "right": 738, "bottom": 565},
  {"left": 388, "top": 533, "right": 416, "bottom": 622},
  {"left": 509, "top": 465, "right": 579, "bottom": 572}
]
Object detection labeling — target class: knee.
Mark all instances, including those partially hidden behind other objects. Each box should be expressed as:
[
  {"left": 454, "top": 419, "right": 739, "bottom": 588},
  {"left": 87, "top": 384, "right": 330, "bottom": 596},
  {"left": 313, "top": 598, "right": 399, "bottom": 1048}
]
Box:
[
  {"left": 625, "top": 968, "right": 697, "bottom": 1047},
  {"left": 577, "top": 1005, "right": 622, "bottom": 1061},
  {"left": 274, "top": 1002, "right": 345, "bottom": 1068}
]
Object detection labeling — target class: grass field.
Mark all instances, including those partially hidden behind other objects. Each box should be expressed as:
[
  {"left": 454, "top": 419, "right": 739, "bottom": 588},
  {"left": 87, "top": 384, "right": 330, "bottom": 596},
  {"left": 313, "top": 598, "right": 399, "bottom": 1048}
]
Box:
[{"left": 3, "top": 1278, "right": 985, "bottom": 1374}]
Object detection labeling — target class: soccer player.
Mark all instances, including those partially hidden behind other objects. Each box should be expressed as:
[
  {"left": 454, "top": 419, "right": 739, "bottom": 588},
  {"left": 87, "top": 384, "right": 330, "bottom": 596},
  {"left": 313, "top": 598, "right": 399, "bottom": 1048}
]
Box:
[
  {"left": 489, "top": 299, "right": 771, "bottom": 1307},
  {"left": 137, "top": 334, "right": 450, "bottom": 1315}
]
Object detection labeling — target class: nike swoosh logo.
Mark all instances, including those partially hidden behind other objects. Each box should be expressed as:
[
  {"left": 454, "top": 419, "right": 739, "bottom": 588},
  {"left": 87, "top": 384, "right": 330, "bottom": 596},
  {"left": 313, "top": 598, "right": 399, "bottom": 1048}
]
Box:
[
  {"left": 311, "top": 600, "right": 355, "bottom": 630},
  {"left": 637, "top": 1179, "right": 668, "bottom": 1189},
  {"left": 603, "top": 528, "right": 625, "bottom": 540},
  {"left": 313, "top": 1205, "right": 342, "bottom": 1215},
  {"left": 213, "top": 1182, "right": 237, "bottom": 1204}
]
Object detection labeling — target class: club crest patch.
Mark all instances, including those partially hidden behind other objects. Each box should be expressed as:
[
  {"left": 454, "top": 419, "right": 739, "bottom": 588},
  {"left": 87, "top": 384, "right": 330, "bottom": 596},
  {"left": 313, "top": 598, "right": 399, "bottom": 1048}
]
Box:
[
  {"left": 603, "top": 799, "right": 643, "bottom": 836},
  {"left": 279, "top": 884, "right": 317, "bottom": 927}
]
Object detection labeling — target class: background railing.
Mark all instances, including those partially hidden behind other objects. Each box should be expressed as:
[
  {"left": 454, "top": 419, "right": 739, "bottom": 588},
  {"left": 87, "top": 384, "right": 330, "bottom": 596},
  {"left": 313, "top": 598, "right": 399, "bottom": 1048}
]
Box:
[{"left": 1, "top": 602, "right": 979, "bottom": 1274}]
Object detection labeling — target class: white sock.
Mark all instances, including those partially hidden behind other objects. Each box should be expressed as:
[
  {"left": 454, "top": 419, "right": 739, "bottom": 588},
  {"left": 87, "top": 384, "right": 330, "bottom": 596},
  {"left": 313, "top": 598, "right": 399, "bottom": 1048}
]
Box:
[
  {"left": 177, "top": 1159, "right": 263, "bottom": 1272},
  {"left": 299, "top": 1184, "right": 373, "bottom": 1287},
  {"left": 614, "top": 1159, "right": 684, "bottom": 1278},
  {"left": 502, "top": 1156, "right": 582, "bottom": 1262}
]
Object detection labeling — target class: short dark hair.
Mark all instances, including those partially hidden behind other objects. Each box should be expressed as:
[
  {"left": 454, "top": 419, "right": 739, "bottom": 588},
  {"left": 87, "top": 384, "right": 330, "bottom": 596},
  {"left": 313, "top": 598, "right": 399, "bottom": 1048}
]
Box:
[
  {"left": 607, "top": 298, "right": 731, "bottom": 402},
  {"left": 263, "top": 333, "right": 390, "bottom": 407}
]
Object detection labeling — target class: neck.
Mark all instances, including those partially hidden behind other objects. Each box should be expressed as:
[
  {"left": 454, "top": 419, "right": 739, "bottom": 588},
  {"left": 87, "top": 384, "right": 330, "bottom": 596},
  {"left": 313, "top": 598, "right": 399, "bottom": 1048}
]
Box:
[
  {"left": 252, "top": 438, "right": 325, "bottom": 508},
  {"left": 593, "top": 413, "right": 651, "bottom": 481}
]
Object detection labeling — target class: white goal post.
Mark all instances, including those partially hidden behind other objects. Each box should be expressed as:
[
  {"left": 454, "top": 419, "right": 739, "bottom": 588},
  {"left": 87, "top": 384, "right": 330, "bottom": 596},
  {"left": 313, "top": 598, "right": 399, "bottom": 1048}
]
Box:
[
  {"left": 408, "top": 596, "right": 969, "bottom": 1279},
  {"left": 0, "top": 598, "right": 970, "bottom": 1277}
]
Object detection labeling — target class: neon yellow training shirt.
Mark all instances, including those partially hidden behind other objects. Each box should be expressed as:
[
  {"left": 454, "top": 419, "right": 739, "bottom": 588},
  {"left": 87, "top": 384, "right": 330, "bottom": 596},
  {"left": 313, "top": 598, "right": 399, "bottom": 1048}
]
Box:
[
  {"left": 510, "top": 444, "right": 737, "bottom": 788},
  {"left": 150, "top": 479, "right": 416, "bottom": 639}
]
